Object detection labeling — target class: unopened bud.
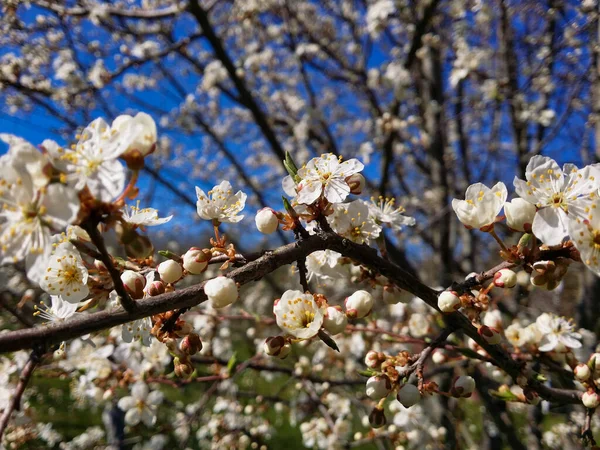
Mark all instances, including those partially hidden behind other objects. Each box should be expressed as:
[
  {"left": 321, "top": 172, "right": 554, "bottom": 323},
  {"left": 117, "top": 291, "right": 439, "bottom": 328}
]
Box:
[
  {"left": 182, "top": 247, "right": 211, "bottom": 275},
  {"left": 346, "top": 173, "right": 365, "bottom": 195},
  {"left": 438, "top": 291, "right": 460, "bottom": 313},
  {"left": 478, "top": 325, "right": 502, "bottom": 345},
  {"left": 397, "top": 384, "right": 421, "bottom": 408},
  {"left": 145, "top": 280, "right": 165, "bottom": 297},
  {"left": 504, "top": 198, "right": 536, "bottom": 232},
  {"left": 452, "top": 376, "right": 476, "bottom": 398},
  {"left": 204, "top": 276, "right": 238, "bottom": 308},
  {"left": 575, "top": 363, "right": 592, "bottom": 382},
  {"left": 158, "top": 259, "right": 183, "bottom": 284},
  {"left": 366, "top": 375, "right": 391, "bottom": 401},
  {"left": 368, "top": 407, "right": 387, "bottom": 429},
  {"left": 365, "top": 350, "right": 385, "bottom": 369},
  {"left": 264, "top": 336, "right": 291, "bottom": 359},
  {"left": 180, "top": 334, "right": 202, "bottom": 355},
  {"left": 120, "top": 270, "right": 146, "bottom": 299},
  {"left": 582, "top": 391, "right": 600, "bottom": 409},
  {"left": 255, "top": 208, "right": 280, "bottom": 234},
  {"left": 345, "top": 290, "right": 373, "bottom": 319},
  {"left": 323, "top": 306, "right": 348, "bottom": 335},
  {"left": 493, "top": 269, "right": 517, "bottom": 288}
]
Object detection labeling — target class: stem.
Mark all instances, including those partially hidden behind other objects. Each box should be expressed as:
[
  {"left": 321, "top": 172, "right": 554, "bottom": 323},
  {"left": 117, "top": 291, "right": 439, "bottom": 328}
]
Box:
[
  {"left": 489, "top": 228, "right": 509, "bottom": 252},
  {"left": 115, "top": 170, "right": 139, "bottom": 204}
]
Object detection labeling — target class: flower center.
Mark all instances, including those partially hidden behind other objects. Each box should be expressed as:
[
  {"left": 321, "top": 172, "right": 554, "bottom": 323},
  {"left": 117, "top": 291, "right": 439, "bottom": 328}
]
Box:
[
  {"left": 593, "top": 231, "right": 600, "bottom": 250},
  {"left": 549, "top": 192, "right": 567, "bottom": 211},
  {"left": 301, "top": 311, "right": 315, "bottom": 328}
]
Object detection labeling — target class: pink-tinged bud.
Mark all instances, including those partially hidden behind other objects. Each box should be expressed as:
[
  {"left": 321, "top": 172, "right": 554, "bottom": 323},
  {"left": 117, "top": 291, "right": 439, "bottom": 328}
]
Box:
[
  {"left": 478, "top": 326, "right": 502, "bottom": 345},
  {"left": 365, "top": 350, "right": 385, "bottom": 369},
  {"left": 263, "top": 336, "right": 291, "bottom": 359},
  {"left": 323, "top": 306, "right": 348, "bottom": 335},
  {"left": 582, "top": 391, "right": 600, "bottom": 409},
  {"left": 397, "top": 384, "right": 421, "bottom": 408},
  {"left": 158, "top": 259, "right": 183, "bottom": 284},
  {"left": 346, "top": 173, "right": 365, "bottom": 195},
  {"left": 255, "top": 208, "right": 279, "bottom": 234},
  {"left": 94, "top": 260, "right": 108, "bottom": 272},
  {"left": 120, "top": 270, "right": 146, "bottom": 299},
  {"left": 575, "top": 363, "right": 592, "bottom": 381},
  {"left": 180, "top": 334, "right": 203, "bottom": 355},
  {"left": 493, "top": 269, "right": 517, "bottom": 288},
  {"left": 174, "top": 360, "right": 194, "bottom": 378},
  {"left": 345, "top": 290, "right": 373, "bottom": 319},
  {"left": 438, "top": 291, "right": 460, "bottom": 313},
  {"left": 204, "top": 276, "right": 238, "bottom": 308},
  {"left": 452, "top": 376, "right": 476, "bottom": 398},
  {"left": 523, "top": 387, "right": 540, "bottom": 405},
  {"left": 366, "top": 375, "right": 391, "bottom": 401},
  {"left": 368, "top": 407, "right": 387, "bottom": 428},
  {"left": 175, "top": 322, "right": 194, "bottom": 337},
  {"left": 432, "top": 350, "right": 446, "bottom": 364},
  {"left": 145, "top": 280, "right": 165, "bottom": 297},
  {"left": 504, "top": 198, "right": 536, "bottom": 232},
  {"left": 182, "top": 248, "right": 211, "bottom": 275}
]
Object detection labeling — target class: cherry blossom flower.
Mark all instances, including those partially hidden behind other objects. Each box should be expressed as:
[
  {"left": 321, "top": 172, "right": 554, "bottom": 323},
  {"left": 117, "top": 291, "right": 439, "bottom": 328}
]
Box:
[
  {"left": 451, "top": 182, "right": 507, "bottom": 230},
  {"left": 368, "top": 196, "right": 415, "bottom": 231},
  {"left": 568, "top": 199, "right": 600, "bottom": 276},
  {"left": 330, "top": 200, "right": 381, "bottom": 244},
  {"left": 195, "top": 181, "right": 247, "bottom": 223},
  {"left": 513, "top": 156, "right": 600, "bottom": 245},
  {"left": 0, "top": 134, "right": 49, "bottom": 189},
  {"left": 111, "top": 112, "right": 157, "bottom": 158},
  {"left": 535, "top": 313, "right": 581, "bottom": 352},
  {"left": 40, "top": 242, "right": 89, "bottom": 303},
  {"left": 0, "top": 167, "right": 80, "bottom": 283},
  {"left": 44, "top": 118, "right": 126, "bottom": 202},
  {"left": 295, "top": 154, "right": 364, "bottom": 205},
  {"left": 117, "top": 382, "right": 163, "bottom": 426},
  {"left": 273, "top": 290, "right": 325, "bottom": 339},
  {"left": 305, "top": 250, "right": 344, "bottom": 283},
  {"left": 34, "top": 295, "right": 78, "bottom": 322},
  {"left": 121, "top": 203, "right": 172, "bottom": 227}
]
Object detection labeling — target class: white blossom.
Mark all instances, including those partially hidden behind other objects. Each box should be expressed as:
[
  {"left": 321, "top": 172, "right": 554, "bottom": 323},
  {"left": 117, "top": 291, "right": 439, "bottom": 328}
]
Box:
[
  {"left": 569, "top": 199, "right": 600, "bottom": 276},
  {"left": 368, "top": 196, "right": 415, "bottom": 231},
  {"left": 34, "top": 295, "right": 78, "bottom": 322},
  {"left": 294, "top": 154, "right": 364, "bottom": 205},
  {"left": 330, "top": 200, "right": 381, "bottom": 244},
  {"left": 514, "top": 156, "right": 600, "bottom": 245},
  {"left": 111, "top": 112, "right": 157, "bottom": 157},
  {"left": 39, "top": 242, "right": 89, "bottom": 303},
  {"left": 451, "top": 182, "right": 507, "bottom": 230},
  {"left": 121, "top": 203, "right": 172, "bottom": 227},
  {"left": 535, "top": 313, "right": 581, "bottom": 352},
  {"left": 196, "top": 181, "right": 247, "bottom": 223},
  {"left": 117, "top": 382, "right": 163, "bottom": 426},
  {"left": 273, "top": 290, "right": 325, "bottom": 339}
]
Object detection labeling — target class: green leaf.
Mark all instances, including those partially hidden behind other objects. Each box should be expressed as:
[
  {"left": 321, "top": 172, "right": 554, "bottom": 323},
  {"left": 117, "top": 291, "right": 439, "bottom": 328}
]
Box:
[
  {"left": 227, "top": 352, "right": 238, "bottom": 375},
  {"left": 318, "top": 329, "right": 340, "bottom": 352},
  {"left": 489, "top": 389, "right": 519, "bottom": 402},
  {"left": 358, "top": 369, "right": 377, "bottom": 378},
  {"left": 158, "top": 250, "right": 182, "bottom": 262},
  {"left": 284, "top": 151, "right": 299, "bottom": 176},
  {"left": 517, "top": 233, "right": 532, "bottom": 250}
]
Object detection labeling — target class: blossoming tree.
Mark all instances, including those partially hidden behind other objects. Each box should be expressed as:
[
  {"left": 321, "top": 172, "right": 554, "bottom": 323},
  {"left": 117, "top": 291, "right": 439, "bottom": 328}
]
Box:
[{"left": 1, "top": 1, "right": 600, "bottom": 449}]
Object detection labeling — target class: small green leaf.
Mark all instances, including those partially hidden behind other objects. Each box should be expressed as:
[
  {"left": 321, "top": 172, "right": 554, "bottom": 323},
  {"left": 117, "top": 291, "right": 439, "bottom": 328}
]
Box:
[
  {"left": 285, "top": 151, "right": 299, "bottom": 175},
  {"left": 158, "top": 250, "right": 182, "bottom": 262},
  {"left": 489, "top": 389, "right": 519, "bottom": 401},
  {"left": 318, "top": 329, "right": 340, "bottom": 352},
  {"left": 358, "top": 369, "right": 377, "bottom": 377},
  {"left": 534, "top": 373, "right": 547, "bottom": 382},
  {"left": 517, "top": 233, "right": 532, "bottom": 250},
  {"left": 227, "top": 352, "right": 238, "bottom": 375}
]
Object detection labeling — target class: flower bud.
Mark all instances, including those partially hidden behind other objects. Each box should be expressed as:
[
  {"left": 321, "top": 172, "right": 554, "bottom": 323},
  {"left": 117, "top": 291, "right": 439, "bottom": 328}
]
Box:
[
  {"left": 582, "top": 391, "right": 600, "bottom": 409},
  {"left": 397, "top": 384, "right": 421, "bottom": 408},
  {"left": 345, "top": 290, "right": 374, "bottom": 319},
  {"left": 180, "top": 333, "right": 203, "bottom": 355},
  {"left": 478, "top": 325, "right": 502, "bottom": 345},
  {"left": 182, "top": 248, "right": 211, "bottom": 275},
  {"left": 452, "top": 376, "right": 476, "bottom": 398},
  {"left": 504, "top": 198, "right": 536, "bottom": 232},
  {"left": 365, "top": 350, "right": 385, "bottom": 369},
  {"left": 493, "top": 269, "right": 517, "bottom": 288},
  {"left": 523, "top": 387, "right": 540, "bottom": 405},
  {"left": 323, "top": 306, "right": 348, "bottom": 335},
  {"left": 589, "top": 353, "right": 600, "bottom": 373},
  {"left": 174, "top": 360, "right": 194, "bottom": 378},
  {"left": 255, "top": 208, "right": 279, "bottom": 234},
  {"left": 346, "top": 173, "right": 365, "bottom": 195},
  {"left": 204, "top": 276, "right": 238, "bottom": 308},
  {"left": 438, "top": 291, "right": 460, "bottom": 313},
  {"left": 145, "top": 280, "right": 165, "bottom": 297},
  {"left": 368, "top": 407, "right": 386, "bottom": 429},
  {"left": 575, "top": 363, "right": 592, "bottom": 382},
  {"left": 366, "top": 375, "right": 391, "bottom": 401},
  {"left": 121, "top": 270, "right": 146, "bottom": 299},
  {"left": 158, "top": 260, "right": 183, "bottom": 284},
  {"left": 112, "top": 112, "right": 157, "bottom": 159},
  {"left": 431, "top": 350, "right": 446, "bottom": 364},
  {"left": 264, "top": 336, "right": 291, "bottom": 359}
]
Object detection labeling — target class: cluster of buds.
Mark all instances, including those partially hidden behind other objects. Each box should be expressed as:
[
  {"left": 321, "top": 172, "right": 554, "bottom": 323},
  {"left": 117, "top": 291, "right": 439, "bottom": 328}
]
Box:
[
  {"left": 263, "top": 336, "right": 291, "bottom": 359},
  {"left": 152, "top": 312, "right": 201, "bottom": 378},
  {"left": 529, "top": 259, "right": 571, "bottom": 290}
]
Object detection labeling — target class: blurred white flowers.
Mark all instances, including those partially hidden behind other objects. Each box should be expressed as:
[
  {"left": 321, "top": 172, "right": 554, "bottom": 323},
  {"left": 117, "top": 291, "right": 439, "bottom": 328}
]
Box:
[
  {"left": 536, "top": 313, "right": 581, "bottom": 352},
  {"left": 117, "top": 382, "right": 163, "bottom": 426}
]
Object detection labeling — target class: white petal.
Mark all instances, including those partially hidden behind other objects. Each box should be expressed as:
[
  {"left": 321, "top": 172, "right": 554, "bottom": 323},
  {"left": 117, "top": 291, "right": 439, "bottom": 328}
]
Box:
[{"left": 532, "top": 207, "right": 568, "bottom": 245}]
